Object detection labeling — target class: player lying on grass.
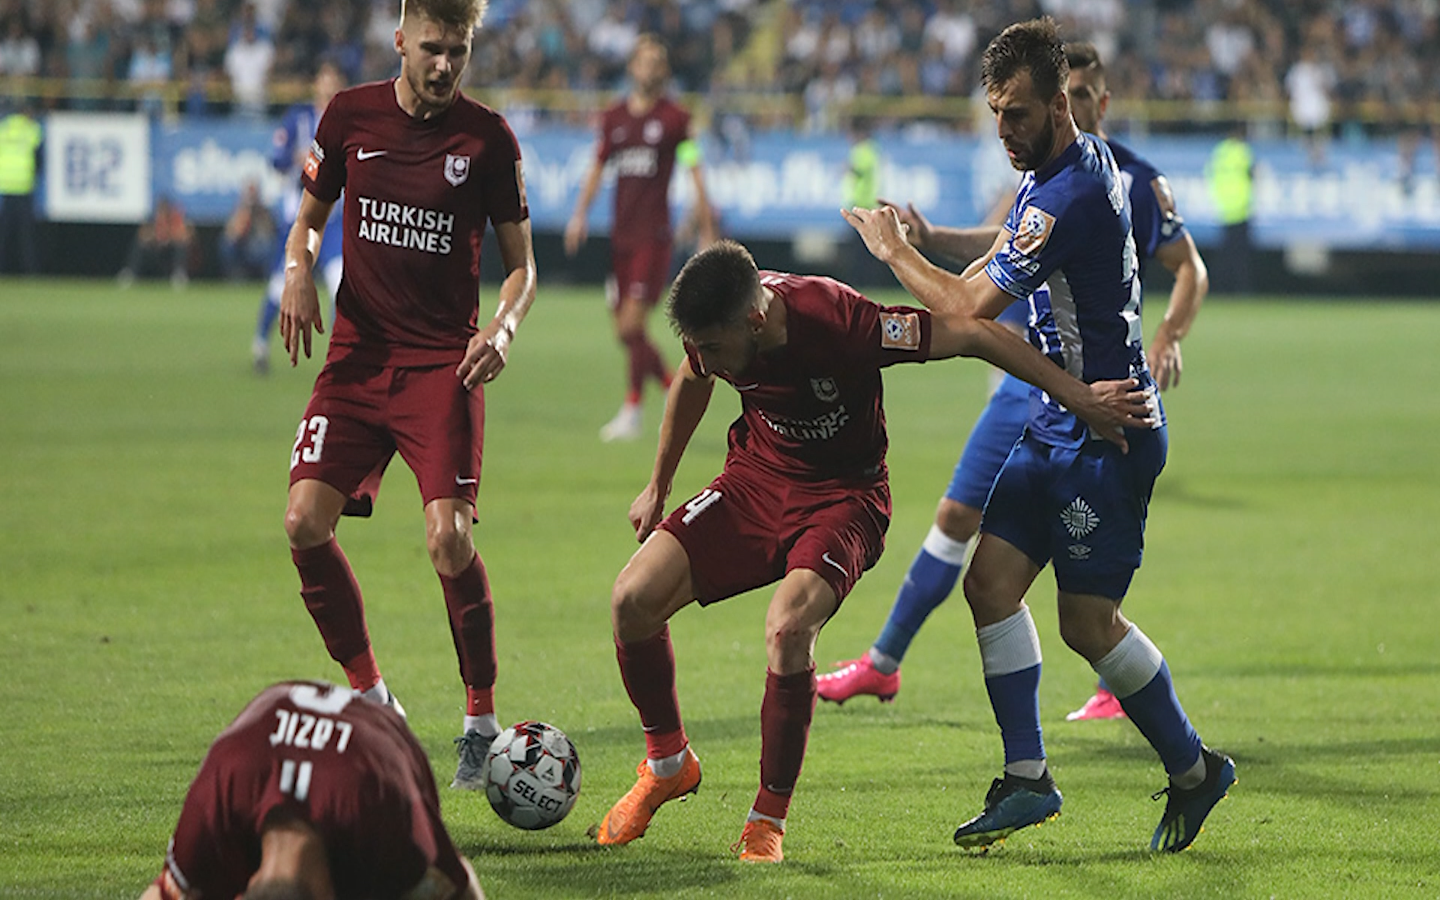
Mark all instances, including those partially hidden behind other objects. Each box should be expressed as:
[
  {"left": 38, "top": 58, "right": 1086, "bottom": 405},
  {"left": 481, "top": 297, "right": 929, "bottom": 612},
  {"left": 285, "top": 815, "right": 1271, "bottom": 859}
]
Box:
[
  {"left": 141, "top": 681, "right": 483, "bottom": 900},
  {"left": 592, "top": 239, "right": 1153, "bottom": 862}
]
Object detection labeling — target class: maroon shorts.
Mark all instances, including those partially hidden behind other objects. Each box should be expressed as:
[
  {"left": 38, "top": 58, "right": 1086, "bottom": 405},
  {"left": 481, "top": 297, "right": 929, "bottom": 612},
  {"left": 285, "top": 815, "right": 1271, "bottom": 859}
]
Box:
[
  {"left": 657, "top": 458, "right": 891, "bottom": 606},
  {"left": 289, "top": 360, "right": 484, "bottom": 510},
  {"left": 606, "top": 240, "right": 673, "bottom": 311}
]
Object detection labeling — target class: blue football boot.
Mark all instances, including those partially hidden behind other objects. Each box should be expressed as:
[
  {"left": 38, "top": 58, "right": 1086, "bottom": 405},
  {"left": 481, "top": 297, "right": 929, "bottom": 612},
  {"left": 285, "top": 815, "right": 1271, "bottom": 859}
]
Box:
[
  {"left": 953, "top": 770, "right": 1063, "bottom": 849},
  {"left": 1150, "top": 746, "right": 1236, "bottom": 852}
]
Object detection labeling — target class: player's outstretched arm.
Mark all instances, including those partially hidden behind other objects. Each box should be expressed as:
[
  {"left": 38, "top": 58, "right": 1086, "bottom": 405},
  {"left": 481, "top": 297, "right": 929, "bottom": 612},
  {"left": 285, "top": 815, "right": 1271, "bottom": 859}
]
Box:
[
  {"left": 279, "top": 190, "right": 336, "bottom": 366},
  {"left": 630, "top": 357, "right": 714, "bottom": 541},
  {"left": 458, "top": 218, "right": 537, "bottom": 391},
  {"left": 1148, "top": 231, "right": 1208, "bottom": 391}
]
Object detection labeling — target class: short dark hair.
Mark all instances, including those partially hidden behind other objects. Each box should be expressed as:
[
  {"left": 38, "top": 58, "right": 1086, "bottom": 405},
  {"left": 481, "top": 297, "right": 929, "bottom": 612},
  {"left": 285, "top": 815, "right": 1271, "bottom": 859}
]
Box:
[
  {"left": 981, "top": 17, "right": 1069, "bottom": 102},
  {"left": 667, "top": 240, "right": 761, "bottom": 336},
  {"left": 1064, "top": 41, "right": 1104, "bottom": 83},
  {"left": 401, "top": 0, "right": 487, "bottom": 30},
  {"left": 243, "top": 881, "right": 316, "bottom": 900}
]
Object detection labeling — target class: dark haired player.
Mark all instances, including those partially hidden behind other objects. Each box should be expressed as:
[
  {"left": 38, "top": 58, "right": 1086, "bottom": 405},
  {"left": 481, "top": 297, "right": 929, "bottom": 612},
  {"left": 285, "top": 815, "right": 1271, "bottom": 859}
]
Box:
[
  {"left": 592, "top": 239, "right": 1151, "bottom": 862},
  {"left": 818, "top": 42, "right": 1210, "bottom": 726},
  {"left": 845, "top": 17, "right": 1233, "bottom": 853},
  {"left": 140, "top": 681, "right": 483, "bottom": 900},
  {"left": 278, "top": 0, "right": 536, "bottom": 789},
  {"left": 565, "top": 34, "right": 717, "bottom": 443}
]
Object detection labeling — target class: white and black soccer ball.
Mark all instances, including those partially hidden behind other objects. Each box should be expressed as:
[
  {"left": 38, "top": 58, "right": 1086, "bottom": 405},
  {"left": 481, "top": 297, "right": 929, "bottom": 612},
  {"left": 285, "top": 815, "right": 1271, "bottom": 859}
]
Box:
[{"left": 480, "top": 721, "right": 581, "bottom": 830}]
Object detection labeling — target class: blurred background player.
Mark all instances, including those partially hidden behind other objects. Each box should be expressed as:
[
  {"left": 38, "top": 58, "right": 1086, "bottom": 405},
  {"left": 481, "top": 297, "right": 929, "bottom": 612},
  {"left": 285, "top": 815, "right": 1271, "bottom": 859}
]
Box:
[
  {"left": 594, "top": 240, "right": 1150, "bottom": 862},
  {"left": 819, "top": 41, "right": 1209, "bottom": 725},
  {"left": 251, "top": 60, "right": 346, "bottom": 375},
  {"left": 845, "top": 18, "right": 1232, "bottom": 854},
  {"left": 564, "top": 34, "right": 717, "bottom": 442},
  {"left": 280, "top": 0, "right": 536, "bottom": 791},
  {"left": 140, "top": 680, "right": 484, "bottom": 900}
]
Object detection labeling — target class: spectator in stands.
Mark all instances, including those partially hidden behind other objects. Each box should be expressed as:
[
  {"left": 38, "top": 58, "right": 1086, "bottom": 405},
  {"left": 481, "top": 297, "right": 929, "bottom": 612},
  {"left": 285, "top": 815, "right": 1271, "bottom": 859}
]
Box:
[
  {"left": 1286, "top": 39, "right": 1336, "bottom": 168},
  {"left": 218, "top": 181, "right": 276, "bottom": 282},
  {"left": 225, "top": 3, "right": 275, "bottom": 117},
  {"left": 66, "top": 11, "right": 115, "bottom": 111},
  {"left": 117, "top": 196, "right": 193, "bottom": 290},
  {"left": 0, "top": 15, "right": 41, "bottom": 77}
]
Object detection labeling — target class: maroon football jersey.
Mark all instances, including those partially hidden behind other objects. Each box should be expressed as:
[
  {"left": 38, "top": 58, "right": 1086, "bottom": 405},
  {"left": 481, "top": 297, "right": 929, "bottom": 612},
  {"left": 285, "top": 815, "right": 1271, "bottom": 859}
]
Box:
[
  {"left": 159, "top": 681, "right": 467, "bottom": 899},
  {"left": 684, "top": 272, "right": 934, "bottom": 483},
  {"left": 596, "top": 96, "right": 690, "bottom": 248},
  {"left": 304, "top": 81, "right": 529, "bottom": 368}
]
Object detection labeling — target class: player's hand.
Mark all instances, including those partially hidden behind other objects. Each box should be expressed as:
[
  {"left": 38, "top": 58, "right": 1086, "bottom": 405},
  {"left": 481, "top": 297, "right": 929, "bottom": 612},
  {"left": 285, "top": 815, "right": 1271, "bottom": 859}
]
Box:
[
  {"left": 628, "top": 483, "right": 667, "bottom": 542},
  {"left": 1147, "top": 332, "right": 1183, "bottom": 391},
  {"left": 563, "top": 216, "right": 587, "bottom": 257},
  {"left": 1074, "top": 378, "right": 1159, "bottom": 454},
  {"left": 841, "top": 205, "right": 910, "bottom": 264},
  {"left": 878, "top": 198, "right": 933, "bottom": 250},
  {"left": 279, "top": 265, "right": 324, "bottom": 366},
  {"left": 457, "top": 319, "right": 513, "bottom": 391}
]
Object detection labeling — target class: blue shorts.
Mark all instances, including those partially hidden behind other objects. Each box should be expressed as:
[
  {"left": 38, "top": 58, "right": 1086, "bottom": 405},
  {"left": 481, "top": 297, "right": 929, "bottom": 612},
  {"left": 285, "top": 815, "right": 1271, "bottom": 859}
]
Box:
[
  {"left": 943, "top": 374, "right": 1030, "bottom": 510},
  {"left": 980, "top": 426, "right": 1168, "bottom": 599}
]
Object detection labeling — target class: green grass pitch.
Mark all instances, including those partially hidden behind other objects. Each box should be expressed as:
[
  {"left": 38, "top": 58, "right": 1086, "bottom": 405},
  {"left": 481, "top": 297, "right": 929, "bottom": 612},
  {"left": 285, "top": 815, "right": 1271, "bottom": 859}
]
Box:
[{"left": 1, "top": 278, "right": 1437, "bottom": 899}]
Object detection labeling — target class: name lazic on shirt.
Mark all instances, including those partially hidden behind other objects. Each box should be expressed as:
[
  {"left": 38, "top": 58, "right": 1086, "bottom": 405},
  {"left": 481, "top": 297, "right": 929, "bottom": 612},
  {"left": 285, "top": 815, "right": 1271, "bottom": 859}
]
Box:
[
  {"left": 356, "top": 196, "right": 454, "bottom": 254},
  {"left": 758, "top": 405, "right": 850, "bottom": 441}
]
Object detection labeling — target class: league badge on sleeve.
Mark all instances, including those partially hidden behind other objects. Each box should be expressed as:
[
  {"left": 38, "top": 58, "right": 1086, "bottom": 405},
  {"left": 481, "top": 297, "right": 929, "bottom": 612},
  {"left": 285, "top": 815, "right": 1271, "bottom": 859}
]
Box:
[
  {"left": 1012, "top": 205, "right": 1056, "bottom": 257},
  {"left": 303, "top": 140, "right": 324, "bottom": 181},
  {"left": 879, "top": 311, "right": 921, "bottom": 351},
  {"left": 444, "top": 154, "right": 471, "bottom": 187}
]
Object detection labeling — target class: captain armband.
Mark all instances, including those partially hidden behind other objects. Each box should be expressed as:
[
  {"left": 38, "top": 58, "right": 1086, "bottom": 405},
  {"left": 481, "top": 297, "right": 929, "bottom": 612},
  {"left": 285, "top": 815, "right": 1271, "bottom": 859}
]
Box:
[{"left": 676, "top": 139, "right": 702, "bottom": 167}]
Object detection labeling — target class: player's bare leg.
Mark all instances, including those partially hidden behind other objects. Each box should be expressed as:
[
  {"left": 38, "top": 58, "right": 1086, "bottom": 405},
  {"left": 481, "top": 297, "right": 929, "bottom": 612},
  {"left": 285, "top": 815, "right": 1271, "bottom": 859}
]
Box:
[
  {"left": 286, "top": 479, "right": 401, "bottom": 715},
  {"left": 425, "top": 497, "right": 501, "bottom": 787},
  {"left": 597, "top": 530, "right": 701, "bottom": 844},
  {"left": 733, "top": 569, "right": 838, "bottom": 863}
]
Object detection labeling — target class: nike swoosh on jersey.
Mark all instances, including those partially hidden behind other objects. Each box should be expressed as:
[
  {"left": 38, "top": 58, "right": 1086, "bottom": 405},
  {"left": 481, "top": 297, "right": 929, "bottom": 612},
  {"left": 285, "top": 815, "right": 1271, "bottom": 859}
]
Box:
[
  {"left": 734, "top": 383, "right": 759, "bottom": 391},
  {"left": 455, "top": 475, "right": 478, "bottom": 486},
  {"left": 356, "top": 148, "right": 387, "bottom": 160},
  {"left": 821, "top": 552, "right": 848, "bottom": 576}
]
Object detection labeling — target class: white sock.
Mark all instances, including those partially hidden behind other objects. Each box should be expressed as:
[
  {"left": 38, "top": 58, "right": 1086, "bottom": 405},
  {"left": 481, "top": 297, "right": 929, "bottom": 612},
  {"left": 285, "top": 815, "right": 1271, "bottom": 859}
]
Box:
[
  {"left": 647, "top": 745, "right": 690, "bottom": 779},
  {"left": 867, "top": 646, "right": 900, "bottom": 674},
  {"left": 747, "top": 809, "right": 785, "bottom": 830},
  {"left": 464, "top": 713, "right": 499, "bottom": 739},
  {"left": 1004, "top": 759, "right": 1047, "bottom": 780},
  {"left": 360, "top": 679, "right": 390, "bottom": 706}
]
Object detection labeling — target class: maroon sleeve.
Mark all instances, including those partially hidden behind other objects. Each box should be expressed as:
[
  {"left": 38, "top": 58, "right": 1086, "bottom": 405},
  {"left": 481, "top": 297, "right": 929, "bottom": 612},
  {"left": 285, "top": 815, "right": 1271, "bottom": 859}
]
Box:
[
  {"left": 840, "top": 287, "right": 934, "bottom": 369},
  {"left": 481, "top": 113, "right": 528, "bottom": 225},
  {"left": 301, "top": 96, "right": 346, "bottom": 203}
]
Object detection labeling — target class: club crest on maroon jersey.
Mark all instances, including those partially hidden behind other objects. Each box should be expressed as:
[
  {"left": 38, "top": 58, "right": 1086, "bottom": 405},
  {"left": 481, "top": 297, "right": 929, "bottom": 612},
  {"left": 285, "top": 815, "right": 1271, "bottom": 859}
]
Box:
[
  {"left": 811, "top": 377, "right": 839, "bottom": 402},
  {"left": 643, "top": 119, "right": 663, "bottom": 144},
  {"left": 444, "top": 153, "right": 471, "bottom": 186}
]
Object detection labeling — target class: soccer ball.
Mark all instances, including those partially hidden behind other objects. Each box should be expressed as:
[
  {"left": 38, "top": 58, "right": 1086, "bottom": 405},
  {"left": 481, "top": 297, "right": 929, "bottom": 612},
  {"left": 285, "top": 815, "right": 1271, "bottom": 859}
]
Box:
[{"left": 480, "top": 721, "right": 581, "bottom": 830}]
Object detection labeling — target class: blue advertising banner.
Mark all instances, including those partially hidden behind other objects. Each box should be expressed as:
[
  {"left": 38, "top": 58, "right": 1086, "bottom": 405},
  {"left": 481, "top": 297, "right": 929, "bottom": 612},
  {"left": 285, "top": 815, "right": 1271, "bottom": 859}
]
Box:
[{"left": 133, "top": 116, "right": 1440, "bottom": 251}]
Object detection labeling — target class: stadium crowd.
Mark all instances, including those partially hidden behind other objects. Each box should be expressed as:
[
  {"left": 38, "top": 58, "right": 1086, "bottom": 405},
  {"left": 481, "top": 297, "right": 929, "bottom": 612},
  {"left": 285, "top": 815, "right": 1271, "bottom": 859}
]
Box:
[{"left": 0, "top": 0, "right": 1437, "bottom": 133}]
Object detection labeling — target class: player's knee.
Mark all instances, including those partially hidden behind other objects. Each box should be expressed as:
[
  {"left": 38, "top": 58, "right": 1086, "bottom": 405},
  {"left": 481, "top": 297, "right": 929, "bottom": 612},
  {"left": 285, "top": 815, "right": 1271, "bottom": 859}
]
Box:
[
  {"left": 284, "top": 502, "right": 332, "bottom": 549},
  {"left": 425, "top": 522, "right": 474, "bottom": 576},
  {"left": 935, "top": 500, "right": 981, "bottom": 542},
  {"left": 1056, "top": 605, "right": 1124, "bottom": 663},
  {"left": 961, "top": 566, "right": 1014, "bottom": 622},
  {"left": 610, "top": 571, "right": 662, "bottom": 640}
]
